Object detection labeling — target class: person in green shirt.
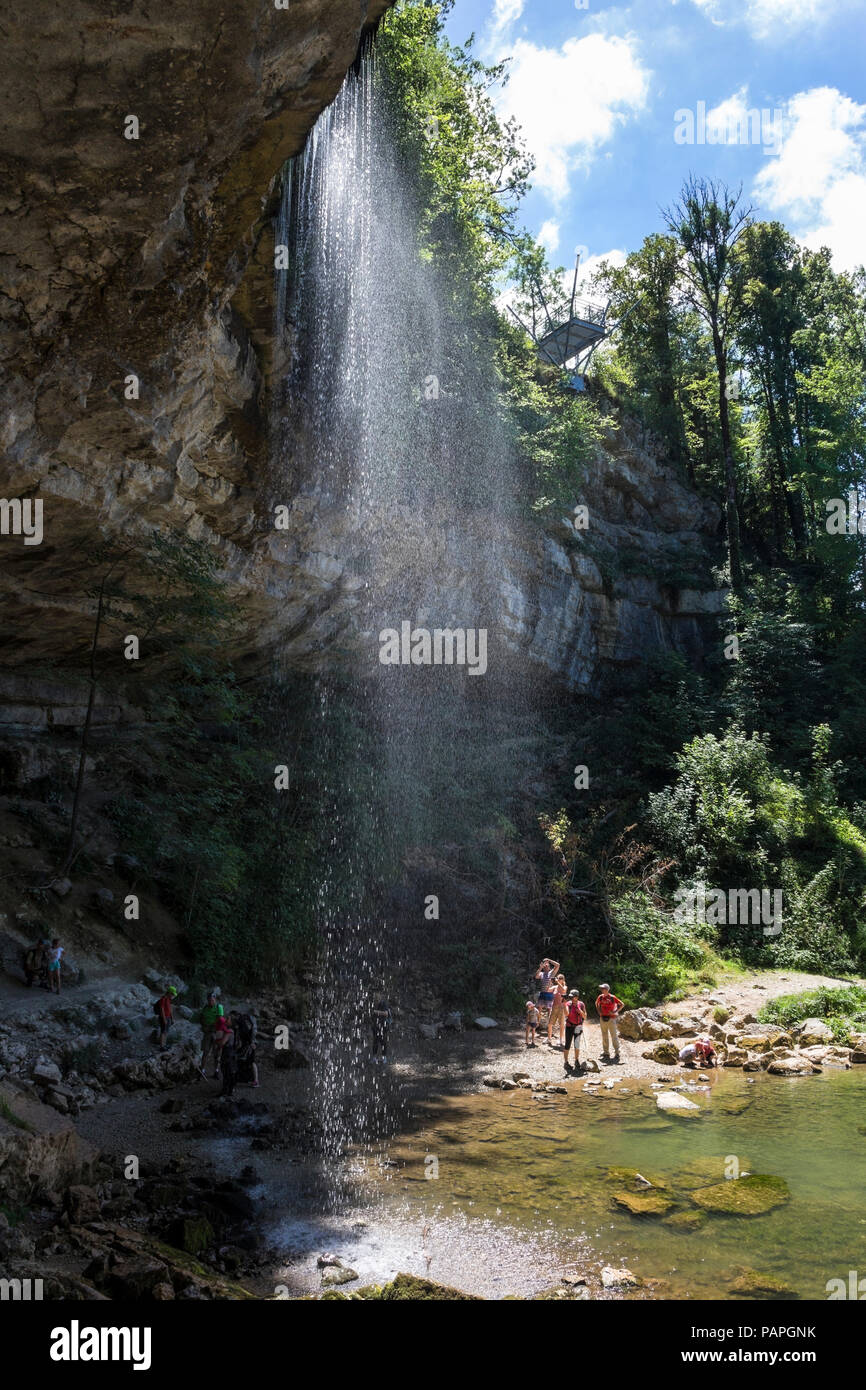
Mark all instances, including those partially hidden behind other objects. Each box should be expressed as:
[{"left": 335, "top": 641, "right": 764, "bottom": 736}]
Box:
[{"left": 199, "top": 991, "right": 224, "bottom": 1078}]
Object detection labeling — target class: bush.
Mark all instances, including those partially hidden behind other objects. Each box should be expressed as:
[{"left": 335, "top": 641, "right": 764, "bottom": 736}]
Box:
[{"left": 758, "top": 985, "right": 866, "bottom": 1044}]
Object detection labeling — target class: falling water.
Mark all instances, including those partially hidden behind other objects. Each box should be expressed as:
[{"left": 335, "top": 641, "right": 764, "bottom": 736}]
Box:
[{"left": 272, "top": 41, "right": 523, "bottom": 1200}]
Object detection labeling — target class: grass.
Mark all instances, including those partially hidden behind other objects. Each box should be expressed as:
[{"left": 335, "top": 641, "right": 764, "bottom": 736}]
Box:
[{"left": 758, "top": 984, "right": 866, "bottom": 1043}]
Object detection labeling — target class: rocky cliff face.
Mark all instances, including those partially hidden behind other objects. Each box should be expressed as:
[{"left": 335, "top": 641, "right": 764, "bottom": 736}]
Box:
[
  {"left": 1, "top": 0, "right": 393, "bottom": 667},
  {"left": 1, "top": 2, "right": 724, "bottom": 723}
]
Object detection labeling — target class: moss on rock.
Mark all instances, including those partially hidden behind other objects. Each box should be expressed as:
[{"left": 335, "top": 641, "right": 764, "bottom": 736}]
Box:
[{"left": 690, "top": 1174, "right": 790, "bottom": 1216}]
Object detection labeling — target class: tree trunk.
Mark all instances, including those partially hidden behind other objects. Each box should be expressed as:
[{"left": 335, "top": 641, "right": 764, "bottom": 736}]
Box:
[{"left": 715, "top": 340, "right": 744, "bottom": 593}]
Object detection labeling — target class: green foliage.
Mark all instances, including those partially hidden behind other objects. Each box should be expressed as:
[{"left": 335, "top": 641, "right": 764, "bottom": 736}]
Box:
[{"left": 758, "top": 985, "right": 866, "bottom": 1043}]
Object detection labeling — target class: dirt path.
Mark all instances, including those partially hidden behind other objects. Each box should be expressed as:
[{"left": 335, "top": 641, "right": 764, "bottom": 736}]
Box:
[{"left": 404, "top": 968, "right": 864, "bottom": 1090}]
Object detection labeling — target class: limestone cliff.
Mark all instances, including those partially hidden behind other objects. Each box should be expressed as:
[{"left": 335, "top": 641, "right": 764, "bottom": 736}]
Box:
[{"left": 1, "top": 2, "right": 725, "bottom": 728}]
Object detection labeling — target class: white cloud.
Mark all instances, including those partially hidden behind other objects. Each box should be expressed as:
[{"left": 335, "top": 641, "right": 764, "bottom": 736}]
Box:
[
  {"left": 537, "top": 218, "right": 561, "bottom": 255},
  {"left": 754, "top": 87, "right": 866, "bottom": 271},
  {"left": 496, "top": 35, "right": 650, "bottom": 203},
  {"left": 482, "top": 0, "right": 526, "bottom": 61},
  {"left": 689, "top": 0, "right": 842, "bottom": 39}
]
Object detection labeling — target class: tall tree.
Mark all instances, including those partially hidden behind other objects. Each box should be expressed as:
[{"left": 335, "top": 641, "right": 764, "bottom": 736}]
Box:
[{"left": 665, "top": 178, "right": 752, "bottom": 593}]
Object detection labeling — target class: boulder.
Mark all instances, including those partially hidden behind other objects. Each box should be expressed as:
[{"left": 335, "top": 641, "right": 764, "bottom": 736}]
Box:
[
  {"left": 442, "top": 1012, "right": 463, "bottom": 1031},
  {"left": 600, "top": 1266, "right": 639, "bottom": 1289},
  {"left": 669, "top": 1017, "right": 702, "bottom": 1037},
  {"left": 473, "top": 1017, "right": 498, "bottom": 1030},
  {"left": 0, "top": 1081, "right": 97, "bottom": 1205},
  {"left": 690, "top": 1174, "right": 790, "bottom": 1216},
  {"left": 642, "top": 1042, "right": 680, "bottom": 1065},
  {"left": 617, "top": 1007, "right": 663, "bottom": 1041},
  {"left": 66, "top": 1185, "right": 101, "bottom": 1224},
  {"left": 766, "top": 1057, "right": 820, "bottom": 1076},
  {"left": 417, "top": 1023, "right": 440, "bottom": 1041},
  {"left": 722, "top": 1048, "right": 747, "bottom": 1066},
  {"left": 796, "top": 1018, "right": 833, "bottom": 1046},
  {"left": 321, "top": 1265, "right": 359, "bottom": 1286},
  {"left": 31, "top": 1057, "right": 62, "bottom": 1087}
]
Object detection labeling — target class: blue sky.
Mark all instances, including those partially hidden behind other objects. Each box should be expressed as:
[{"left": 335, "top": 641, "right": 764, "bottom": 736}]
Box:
[{"left": 443, "top": 0, "right": 866, "bottom": 286}]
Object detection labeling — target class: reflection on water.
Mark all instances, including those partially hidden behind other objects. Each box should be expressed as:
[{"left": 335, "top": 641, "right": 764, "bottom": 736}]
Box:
[{"left": 343, "top": 1068, "right": 866, "bottom": 1299}]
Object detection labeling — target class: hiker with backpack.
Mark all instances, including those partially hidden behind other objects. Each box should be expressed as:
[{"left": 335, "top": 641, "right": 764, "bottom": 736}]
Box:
[
  {"left": 199, "top": 990, "right": 225, "bottom": 1079},
  {"left": 24, "top": 935, "right": 51, "bottom": 989},
  {"left": 219, "top": 1011, "right": 238, "bottom": 1097},
  {"left": 154, "top": 986, "right": 177, "bottom": 1049},
  {"left": 235, "top": 1010, "right": 259, "bottom": 1087},
  {"left": 595, "top": 983, "right": 624, "bottom": 1064},
  {"left": 563, "top": 990, "right": 587, "bottom": 1072}
]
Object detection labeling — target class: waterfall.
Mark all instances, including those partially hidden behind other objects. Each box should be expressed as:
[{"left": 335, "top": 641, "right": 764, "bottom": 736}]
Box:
[{"left": 272, "top": 41, "right": 522, "bottom": 1199}]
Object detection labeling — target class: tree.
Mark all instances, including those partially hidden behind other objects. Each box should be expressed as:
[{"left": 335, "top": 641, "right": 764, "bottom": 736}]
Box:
[{"left": 665, "top": 178, "right": 753, "bottom": 593}]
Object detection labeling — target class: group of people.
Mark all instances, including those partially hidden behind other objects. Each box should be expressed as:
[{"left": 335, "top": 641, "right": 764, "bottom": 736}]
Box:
[
  {"left": 23, "top": 935, "right": 65, "bottom": 993},
  {"left": 525, "top": 958, "right": 626, "bottom": 1072},
  {"left": 154, "top": 985, "right": 259, "bottom": 1096},
  {"left": 526, "top": 957, "right": 718, "bottom": 1073}
]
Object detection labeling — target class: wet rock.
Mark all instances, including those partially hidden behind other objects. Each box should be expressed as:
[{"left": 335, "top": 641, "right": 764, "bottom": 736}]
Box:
[
  {"left": 729, "top": 1269, "right": 798, "bottom": 1299},
  {"left": 656, "top": 1091, "right": 700, "bottom": 1115},
  {"left": 153, "top": 1282, "right": 175, "bottom": 1300},
  {"left": 442, "top": 1012, "right": 463, "bottom": 1031},
  {"left": 612, "top": 1189, "right": 675, "bottom": 1217},
  {"left": 601, "top": 1265, "right": 639, "bottom": 1289},
  {"left": 499, "top": 1079, "right": 518, "bottom": 1091},
  {"left": 766, "top": 1057, "right": 820, "bottom": 1076},
  {"left": 51, "top": 878, "right": 73, "bottom": 898},
  {"left": 418, "top": 1023, "right": 440, "bottom": 1041},
  {"left": 722, "top": 1048, "right": 747, "bottom": 1066},
  {"left": 663, "top": 1210, "right": 707, "bottom": 1231},
  {"left": 321, "top": 1265, "right": 359, "bottom": 1286},
  {"left": 690, "top": 1174, "right": 790, "bottom": 1216}
]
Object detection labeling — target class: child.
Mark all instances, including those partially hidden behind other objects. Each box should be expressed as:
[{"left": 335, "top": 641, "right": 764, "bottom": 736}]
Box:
[
  {"left": 525, "top": 999, "right": 539, "bottom": 1047},
  {"left": 47, "top": 938, "right": 63, "bottom": 994}
]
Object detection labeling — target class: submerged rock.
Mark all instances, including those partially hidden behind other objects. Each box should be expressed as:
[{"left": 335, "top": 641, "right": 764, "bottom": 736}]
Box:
[
  {"left": 656, "top": 1091, "right": 700, "bottom": 1115},
  {"left": 690, "top": 1174, "right": 790, "bottom": 1216},
  {"left": 611, "top": 1189, "right": 675, "bottom": 1217},
  {"left": 662, "top": 1209, "right": 707, "bottom": 1231},
  {"left": 729, "top": 1269, "right": 799, "bottom": 1299}
]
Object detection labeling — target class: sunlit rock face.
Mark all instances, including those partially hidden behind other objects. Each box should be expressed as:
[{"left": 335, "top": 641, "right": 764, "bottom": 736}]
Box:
[{"left": 0, "top": 0, "right": 722, "bottom": 697}]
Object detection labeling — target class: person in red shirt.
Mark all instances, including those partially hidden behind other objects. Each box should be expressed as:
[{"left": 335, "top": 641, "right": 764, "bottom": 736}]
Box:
[
  {"left": 156, "top": 986, "right": 177, "bottom": 1049},
  {"left": 563, "top": 990, "right": 587, "bottom": 1072},
  {"left": 595, "top": 982, "right": 624, "bottom": 1063}
]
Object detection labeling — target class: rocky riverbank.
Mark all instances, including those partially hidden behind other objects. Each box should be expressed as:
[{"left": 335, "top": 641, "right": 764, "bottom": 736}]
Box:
[{"left": 2, "top": 954, "right": 863, "bottom": 1301}]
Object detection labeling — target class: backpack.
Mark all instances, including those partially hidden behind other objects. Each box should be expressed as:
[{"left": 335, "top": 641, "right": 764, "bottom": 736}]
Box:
[
  {"left": 152, "top": 999, "right": 163, "bottom": 1018},
  {"left": 236, "top": 1013, "right": 255, "bottom": 1048}
]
